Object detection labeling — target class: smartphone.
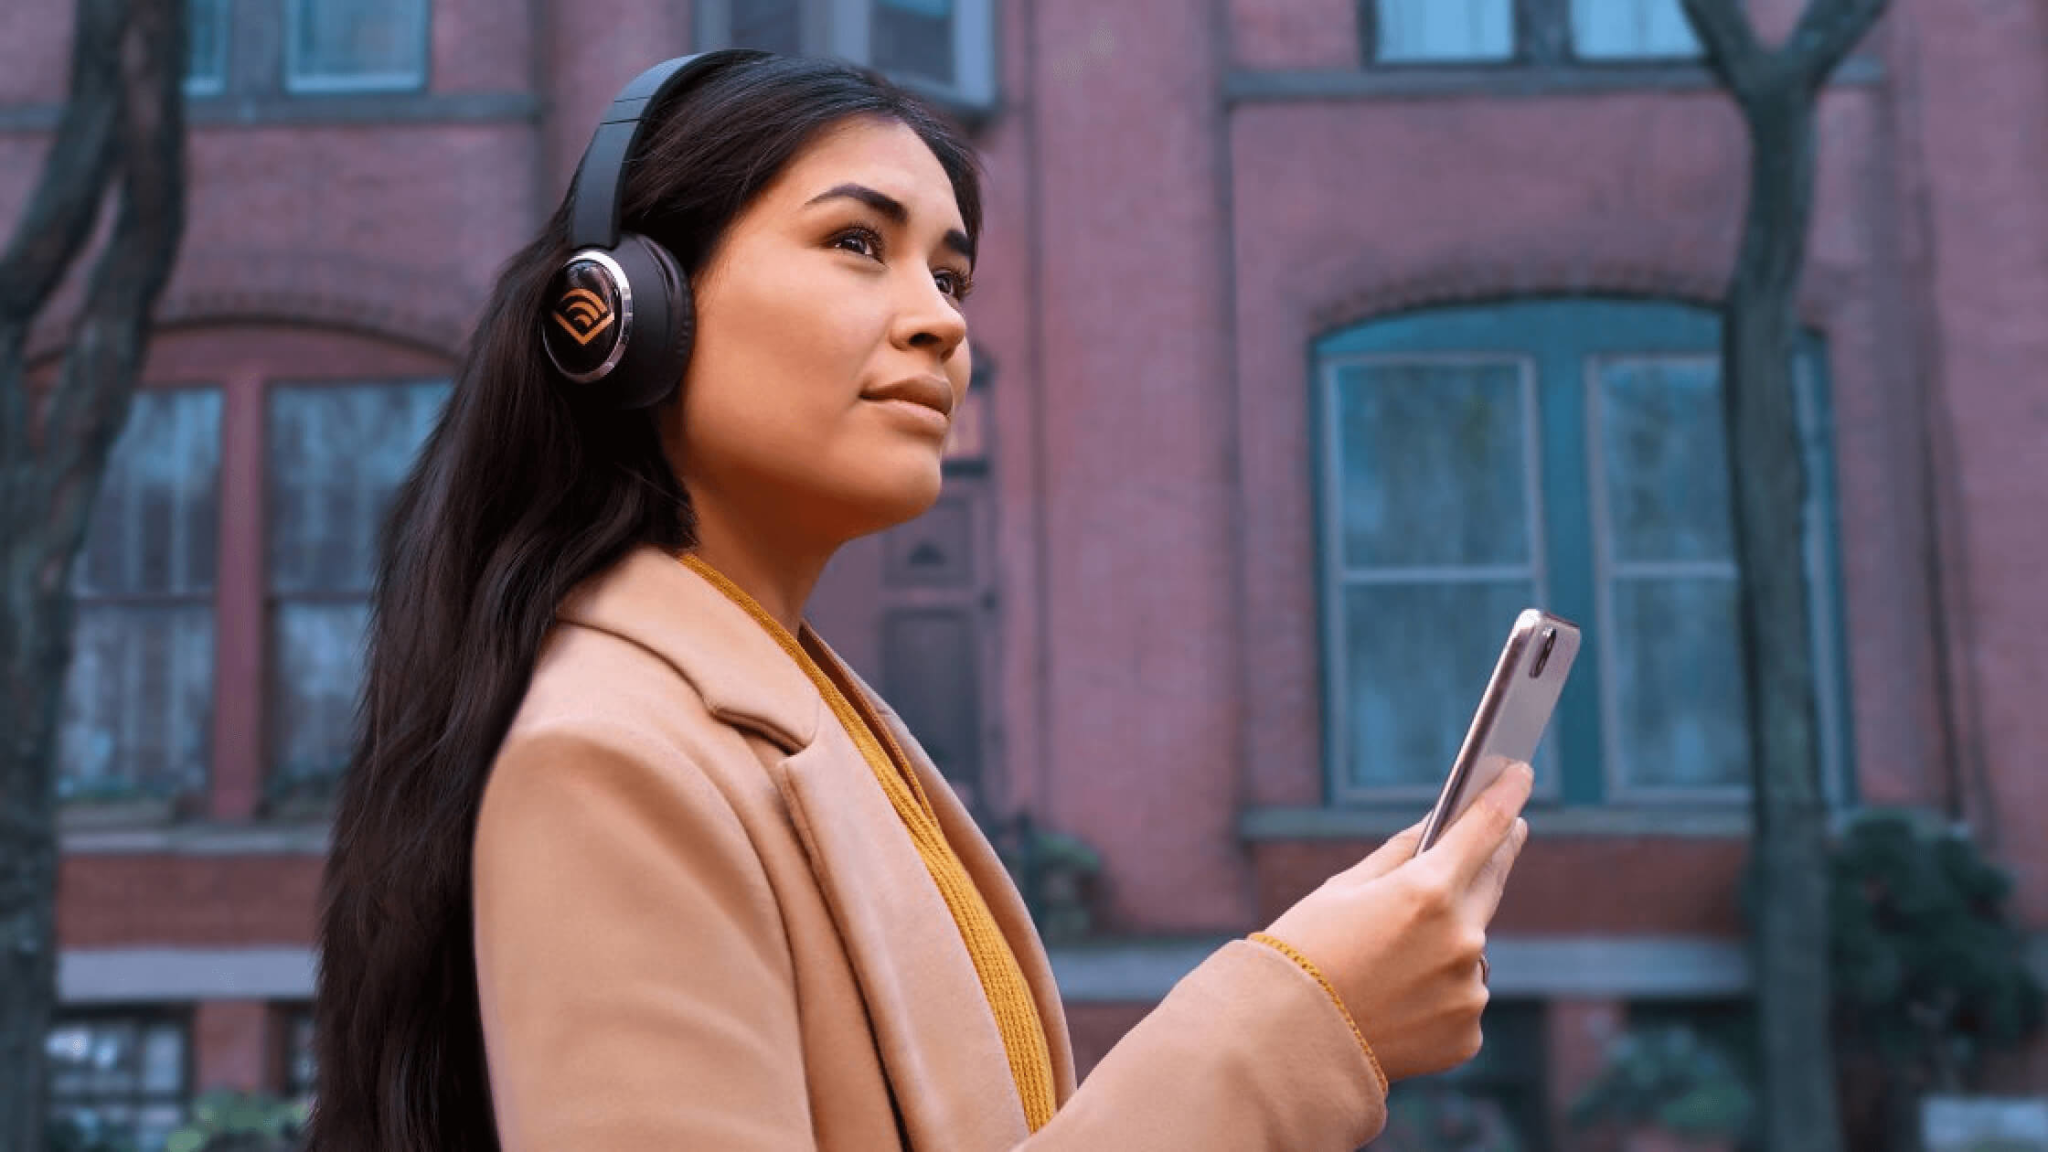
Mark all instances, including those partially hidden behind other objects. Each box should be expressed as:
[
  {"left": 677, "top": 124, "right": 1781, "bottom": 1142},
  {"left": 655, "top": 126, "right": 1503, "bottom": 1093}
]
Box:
[{"left": 1415, "top": 609, "right": 1581, "bottom": 855}]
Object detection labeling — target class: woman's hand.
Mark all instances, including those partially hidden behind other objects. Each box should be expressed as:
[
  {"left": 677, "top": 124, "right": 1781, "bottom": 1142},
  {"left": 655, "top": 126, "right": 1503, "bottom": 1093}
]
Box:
[{"left": 1258, "top": 761, "right": 1533, "bottom": 1082}]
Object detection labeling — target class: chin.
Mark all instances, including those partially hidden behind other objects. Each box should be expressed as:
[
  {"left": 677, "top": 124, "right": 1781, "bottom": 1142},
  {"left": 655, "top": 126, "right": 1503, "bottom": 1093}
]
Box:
[
  {"left": 847, "top": 461, "right": 945, "bottom": 536},
  {"left": 880, "top": 467, "right": 946, "bottom": 525}
]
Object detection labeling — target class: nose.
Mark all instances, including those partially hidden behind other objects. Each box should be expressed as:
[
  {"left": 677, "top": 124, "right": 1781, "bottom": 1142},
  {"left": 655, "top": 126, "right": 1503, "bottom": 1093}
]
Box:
[{"left": 890, "top": 269, "right": 968, "bottom": 362}]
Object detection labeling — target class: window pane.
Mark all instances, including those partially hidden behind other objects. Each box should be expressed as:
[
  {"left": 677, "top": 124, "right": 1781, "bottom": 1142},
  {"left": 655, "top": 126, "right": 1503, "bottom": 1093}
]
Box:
[
  {"left": 1598, "top": 357, "right": 1734, "bottom": 565},
  {"left": 73, "top": 389, "right": 222, "bottom": 598},
  {"left": 288, "top": 1012, "right": 318, "bottom": 1100},
  {"left": 267, "top": 382, "right": 449, "bottom": 596},
  {"left": 137, "top": 1105, "right": 186, "bottom": 1152},
  {"left": 89, "top": 1023, "right": 139, "bottom": 1094},
  {"left": 1374, "top": 0, "right": 1514, "bottom": 62},
  {"left": 47, "top": 1025, "right": 95, "bottom": 1094},
  {"left": 46, "top": 1015, "right": 190, "bottom": 1152},
  {"left": 186, "top": 0, "right": 228, "bottom": 90},
  {"left": 730, "top": 0, "right": 802, "bottom": 54},
  {"left": 59, "top": 604, "right": 214, "bottom": 802},
  {"left": 1572, "top": 0, "right": 1701, "bottom": 59},
  {"left": 1341, "top": 580, "right": 1535, "bottom": 789},
  {"left": 1334, "top": 361, "right": 1530, "bottom": 570},
  {"left": 270, "top": 601, "right": 372, "bottom": 796},
  {"left": 140, "top": 1025, "right": 183, "bottom": 1094},
  {"left": 287, "top": 0, "right": 429, "bottom": 89},
  {"left": 874, "top": 0, "right": 955, "bottom": 86},
  {"left": 1611, "top": 577, "right": 1749, "bottom": 788}
]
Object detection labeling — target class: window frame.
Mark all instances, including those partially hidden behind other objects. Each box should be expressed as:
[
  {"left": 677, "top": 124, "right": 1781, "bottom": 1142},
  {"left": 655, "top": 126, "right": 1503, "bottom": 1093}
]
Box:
[
  {"left": 44, "top": 1005, "right": 194, "bottom": 1149},
  {"left": 282, "top": 0, "right": 433, "bottom": 95},
  {"left": 1583, "top": 350, "right": 1752, "bottom": 804},
  {"left": 60, "top": 384, "right": 224, "bottom": 809},
  {"left": 1310, "top": 297, "right": 1854, "bottom": 810},
  {"left": 183, "top": 0, "right": 232, "bottom": 96},
  {"left": 1314, "top": 351, "right": 1566, "bottom": 807},
  {"left": 276, "top": 1003, "right": 316, "bottom": 1107},
  {"left": 260, "top": 377, "right": 451, "bottom": 808},
  {"left": 694, "top": 0, "right": 998, "bottom": 112},
  {"left": 1361, "top": 0, "right": 1720, "bottom": 68}
]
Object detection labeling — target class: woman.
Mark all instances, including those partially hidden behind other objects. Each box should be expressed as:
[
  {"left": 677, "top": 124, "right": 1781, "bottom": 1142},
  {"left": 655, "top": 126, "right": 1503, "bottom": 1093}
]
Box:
[{"left": 308, "top": 49, "right": 1533, "bottom": 1152}]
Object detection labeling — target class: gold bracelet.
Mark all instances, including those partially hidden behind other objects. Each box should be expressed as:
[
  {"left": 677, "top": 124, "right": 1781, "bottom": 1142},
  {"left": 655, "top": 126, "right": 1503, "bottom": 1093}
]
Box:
[{"left": 1247, "top": 932, "right": 1389, "bottom": 1096}]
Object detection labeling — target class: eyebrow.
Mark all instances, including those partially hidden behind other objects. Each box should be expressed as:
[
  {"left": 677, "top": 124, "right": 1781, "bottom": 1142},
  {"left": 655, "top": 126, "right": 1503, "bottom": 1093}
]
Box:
[{"left": 805, "top": 182, "right": 975, "bottom": 265}]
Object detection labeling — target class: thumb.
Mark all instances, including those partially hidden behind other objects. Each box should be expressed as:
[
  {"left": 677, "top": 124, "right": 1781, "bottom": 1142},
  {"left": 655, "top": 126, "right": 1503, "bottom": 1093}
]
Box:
[{"left": 1426, "top": 759, "right": 1535, "bottom": 889}]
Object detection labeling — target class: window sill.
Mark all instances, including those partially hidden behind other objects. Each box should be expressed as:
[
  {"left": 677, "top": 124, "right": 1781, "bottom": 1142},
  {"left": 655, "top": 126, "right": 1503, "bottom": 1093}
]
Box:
[
  {"left": 57, "top": 799, "right": 180, "bottom": 833},
  {"left": 0, "top": 91, "right": 540, "bottom": 133},
  {"left": 60, "top": 819, "right": 332, "bottom": 856},
  {"left": 1240, "top": 804, "right": 1754, "bottom": 840},
  {"left": 1224, "top": 53, "right": 1881, "bottom": 104}
]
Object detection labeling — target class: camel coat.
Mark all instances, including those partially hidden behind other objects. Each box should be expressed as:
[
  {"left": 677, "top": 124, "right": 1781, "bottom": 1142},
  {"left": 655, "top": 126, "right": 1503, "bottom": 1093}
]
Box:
[{"left": 471, "top": 545, "right": 1390, "bottom": 1150}]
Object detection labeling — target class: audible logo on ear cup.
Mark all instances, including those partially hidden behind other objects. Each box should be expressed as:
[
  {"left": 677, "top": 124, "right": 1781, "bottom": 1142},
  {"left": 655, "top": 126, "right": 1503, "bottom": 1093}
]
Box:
[
  {"left": 552, "top": 288, "right": 615, "bottom": 345},
  {"left": 541, "top": 252, "right": 632, "bottom": 383}
]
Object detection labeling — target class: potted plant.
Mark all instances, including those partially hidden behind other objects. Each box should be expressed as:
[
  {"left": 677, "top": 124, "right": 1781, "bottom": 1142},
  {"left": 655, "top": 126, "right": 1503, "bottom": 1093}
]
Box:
[
  {"left": 1569, "top": 1023, "right": 1755, "bottom": 1152},
  {"left": 1828, "top": 811, "right": 2046, "bottom": 1151},
  {"left": 991, "top": 812, "right": 1103, "bottom": 943},
  {"left": 1375, "top": 1084, "right": 1524, "bottom": 1152},
  {"left": 164, "top": 1089, "right": 308, "bottom": 1152}
]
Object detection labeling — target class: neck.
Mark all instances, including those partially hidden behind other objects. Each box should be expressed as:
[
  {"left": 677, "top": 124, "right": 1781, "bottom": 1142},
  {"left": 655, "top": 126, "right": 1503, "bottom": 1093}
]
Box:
[{"left": 682, "top": 490, "right": 835, "bottom": 635}]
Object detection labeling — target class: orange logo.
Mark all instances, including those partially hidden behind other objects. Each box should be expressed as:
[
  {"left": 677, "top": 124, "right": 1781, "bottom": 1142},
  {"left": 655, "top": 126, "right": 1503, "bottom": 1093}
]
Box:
[{"left": 551, "top": 287, "right": 616, "bottom": 345}]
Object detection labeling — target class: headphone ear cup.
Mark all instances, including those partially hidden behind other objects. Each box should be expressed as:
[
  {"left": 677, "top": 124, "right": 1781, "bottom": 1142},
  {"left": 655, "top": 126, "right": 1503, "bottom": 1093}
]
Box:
[{"left": 603, "top": 234, "right": 694, "bottom": 410}]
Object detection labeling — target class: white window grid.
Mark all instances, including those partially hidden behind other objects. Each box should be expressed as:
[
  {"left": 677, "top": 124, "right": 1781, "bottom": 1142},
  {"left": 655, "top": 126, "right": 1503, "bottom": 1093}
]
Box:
[
  {"left": 1317, "top": 351, "right": 1565, "bottom": 806},
  {"left": 1584, "top": 351, "right": 1847, "bottom": 805}
]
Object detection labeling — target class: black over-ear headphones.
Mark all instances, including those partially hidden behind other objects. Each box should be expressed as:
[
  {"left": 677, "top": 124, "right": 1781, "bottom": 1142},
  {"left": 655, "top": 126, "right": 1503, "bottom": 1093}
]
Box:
[{"left": 540, "top": 49, "right": 772, "bottom": 410}]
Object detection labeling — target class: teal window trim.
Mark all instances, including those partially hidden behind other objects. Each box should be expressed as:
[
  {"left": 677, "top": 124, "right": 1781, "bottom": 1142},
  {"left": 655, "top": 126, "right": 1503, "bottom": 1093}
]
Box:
[{"left": 1310, "top": 297, "right": 1856, "bottom": 808}]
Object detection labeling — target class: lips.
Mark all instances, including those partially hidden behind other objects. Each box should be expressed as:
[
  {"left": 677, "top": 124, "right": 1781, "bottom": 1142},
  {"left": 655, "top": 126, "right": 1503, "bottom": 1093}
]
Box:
[{"left": 862, "top": 375, "right": 954, "bottom": 419}]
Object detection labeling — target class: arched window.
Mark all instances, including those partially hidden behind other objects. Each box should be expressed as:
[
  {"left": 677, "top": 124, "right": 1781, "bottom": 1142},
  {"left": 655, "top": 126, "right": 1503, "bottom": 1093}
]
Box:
[{"left": 1312, "top": 298, "right": 1851, "bottom": 807}]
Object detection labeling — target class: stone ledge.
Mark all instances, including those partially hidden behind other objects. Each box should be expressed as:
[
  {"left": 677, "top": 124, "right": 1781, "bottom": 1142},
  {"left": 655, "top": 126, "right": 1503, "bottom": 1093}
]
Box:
[
  {"left": 61, "top": 822, "right": 331, "bottom": 856},
  {"left": 51, "top": 936, "right": 2048, "bottom": 1005},
  {"left": 0, "top": 91, "right": 540, "bottom": 133},
  {"left": 1225, "top": 54, "right": 1882, "bottom": 104},
  {"left": 1241, "top": 805, "right": 1754, "bottom": 840}
]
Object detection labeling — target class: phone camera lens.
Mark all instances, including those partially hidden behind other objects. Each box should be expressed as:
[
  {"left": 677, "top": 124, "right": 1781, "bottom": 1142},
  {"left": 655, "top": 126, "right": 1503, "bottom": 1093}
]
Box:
[{"left": 1532, "top": 628, "right": 1557, "bottom": 677}]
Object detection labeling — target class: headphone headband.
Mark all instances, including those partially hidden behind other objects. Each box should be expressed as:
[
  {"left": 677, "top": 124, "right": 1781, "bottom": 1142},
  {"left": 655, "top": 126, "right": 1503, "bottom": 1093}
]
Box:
[{"left": 567, "top": 50, "right": 769, "bottom": 250}]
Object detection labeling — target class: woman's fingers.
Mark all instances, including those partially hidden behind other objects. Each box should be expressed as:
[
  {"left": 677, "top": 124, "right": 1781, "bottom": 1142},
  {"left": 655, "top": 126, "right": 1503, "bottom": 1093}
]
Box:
[
  {"left": 1464, "top": 816, "right": 1530, "bottom": 923},
  {"left": 1423, "top": 761, "right": 1533, "bottom": 893}
]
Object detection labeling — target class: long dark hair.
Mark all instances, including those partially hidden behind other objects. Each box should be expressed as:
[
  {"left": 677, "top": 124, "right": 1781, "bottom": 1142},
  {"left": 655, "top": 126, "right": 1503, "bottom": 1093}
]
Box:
[{"left": 306, "top": 53, "right": 982, "bottom": 1151}]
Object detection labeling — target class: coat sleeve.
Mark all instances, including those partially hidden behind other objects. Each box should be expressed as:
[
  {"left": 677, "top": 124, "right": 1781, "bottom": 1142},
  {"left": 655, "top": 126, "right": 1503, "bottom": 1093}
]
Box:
[
  {"left": 1020, "top": 937, "right": 1390, "bottom": 1150},
  {"left": 471, "top": 725, "right": 813, "bottom": 1150}
]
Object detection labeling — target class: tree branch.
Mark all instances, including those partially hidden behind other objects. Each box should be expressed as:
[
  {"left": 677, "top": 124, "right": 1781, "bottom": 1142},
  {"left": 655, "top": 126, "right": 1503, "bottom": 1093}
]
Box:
[
  {"left": 1678, "top": 0, "right": 1769, "bottom": 95},
  {"left": 0, "top": 0, "right": 129, "bottom": 324},
  {"left": 38, "top": 0, "right": 186, "bottom": 577},
  {"left": 0, "top": 0, "right": 129, "bottom": 472},
  {"left": 1781, "top": 0, "right": 1889, "bottom": 90}
]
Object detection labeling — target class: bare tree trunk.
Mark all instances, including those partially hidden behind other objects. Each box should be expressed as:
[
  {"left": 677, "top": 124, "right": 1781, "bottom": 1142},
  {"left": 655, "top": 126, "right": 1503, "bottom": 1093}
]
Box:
[
  {"left": 1677, "top": 1, "right": 1889, "bottom": 1150},
  {"left": 0, "top": 0, "right": 187, "bottom": 1143}
]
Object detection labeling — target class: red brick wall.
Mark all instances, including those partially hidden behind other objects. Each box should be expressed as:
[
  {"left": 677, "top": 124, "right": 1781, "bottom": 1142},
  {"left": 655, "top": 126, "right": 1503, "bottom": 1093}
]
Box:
[
  {"left": 59, "top": 857, "right": 323, "bottom": 948},
  {"left": 1252, "top": 839, "right": 1750, "bottom": 934},
  {"left": 193, "top": 1001, "right": 272, "bottom": 1094}
]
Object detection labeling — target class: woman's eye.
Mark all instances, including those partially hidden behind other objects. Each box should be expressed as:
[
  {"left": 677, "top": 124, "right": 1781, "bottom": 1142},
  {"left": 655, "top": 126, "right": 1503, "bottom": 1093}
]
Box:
[
  {"left": 935, "top": 270, "right": 974, "bottom": 301},
  {"left": 833, "top": 228, "right": 882, "bottom": 259}
]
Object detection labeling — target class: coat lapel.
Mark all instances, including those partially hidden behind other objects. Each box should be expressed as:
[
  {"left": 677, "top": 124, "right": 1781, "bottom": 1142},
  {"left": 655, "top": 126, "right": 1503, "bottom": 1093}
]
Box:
[
  {"left": 818, "top": 645, "right": 1081, "bottom": 1106},
  {"left": 559, "top": 547, "right": 1066, "bottom": 1148},
  {"left": 773, "top": 724, "right": 1031, "bottom": 1150}
]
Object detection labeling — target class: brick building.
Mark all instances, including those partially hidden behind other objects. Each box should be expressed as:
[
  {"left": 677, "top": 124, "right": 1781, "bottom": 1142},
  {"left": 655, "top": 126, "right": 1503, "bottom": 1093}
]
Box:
[{"left": 3, "top": 0, "right": 2044, "bottom": 1147}]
